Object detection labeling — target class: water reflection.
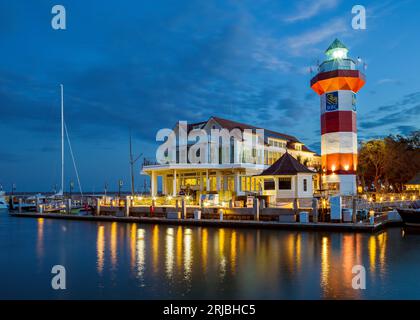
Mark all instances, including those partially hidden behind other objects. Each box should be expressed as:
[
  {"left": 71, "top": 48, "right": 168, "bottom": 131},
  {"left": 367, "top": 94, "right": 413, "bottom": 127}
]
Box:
[
  {"left": 130, "top": 224, "right": 136, "bottom": 273},
  {"left": 218, "top": 229, "right": 226, "bottom": 279},
  {"left": 321, "top": 236, "right": 330, "bottom": 293},
  {"left": 230, "top": 231, "right": 237, "bottom": 273},
  {"left": 136, "top": 228, "right": 145, "bottom": 282},
  {"left": 369, "top": 235, "right": 377, "bottom": 273},
  {"left": 201, "top": 228, "right": 208, "bottom": 272},
  {"left": 110, "top": 222, "right": 117, "bottom": 269},
  {"left": 36, "top": 218, "right": 44, "bottom": 259},
  {"left": 377, "top": 232, "right": 387, "bottom": 277},
  {"left": 0, "top": 201, "right": 408, "bottom": 300},
  {"left": 152, "top": 225, "right": 159, "bottom": 273},
  {"left": 96, "top": 225, "right": 105, "bottom": 274},
  {"left": 165, "top": 228, "right": 174, "bottom": 279},
  {"left": 97, "top": 224, "right": 388, "bottom": 298},
  {"left": 81, "top": 223, "right": 394, "bottom": 298},
  {"left": 176, "top": 226, "right": 182, "bottom": 269},
  {"left": 184, "top": 228, "right": 192, "bottom": 281}
]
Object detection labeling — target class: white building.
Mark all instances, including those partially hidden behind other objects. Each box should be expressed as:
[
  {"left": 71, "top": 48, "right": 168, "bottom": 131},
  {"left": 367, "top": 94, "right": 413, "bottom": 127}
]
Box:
[
  {"left": 142, "top": 116, "right": 320, "bottom": 205},
  {"left": 257, "top": 152, "right": 316, "bottom": 205}
]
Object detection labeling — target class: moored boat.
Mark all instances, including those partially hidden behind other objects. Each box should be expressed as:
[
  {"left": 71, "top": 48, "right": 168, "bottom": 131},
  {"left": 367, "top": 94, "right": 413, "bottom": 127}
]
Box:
[
  {"left": 397, "top": 201, "right": 420, "bottom": 227},
  {"left": 0, "top": 191, "right": 9, "bottom": 210}
]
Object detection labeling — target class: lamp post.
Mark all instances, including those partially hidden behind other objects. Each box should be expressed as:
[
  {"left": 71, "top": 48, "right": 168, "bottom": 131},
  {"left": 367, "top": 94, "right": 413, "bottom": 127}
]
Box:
[
  {"left": 118, "top": 180, "right": 123, "bottom": 198},
  {"left": 129, "top": 130, "right": 143, "bottom": 198}
]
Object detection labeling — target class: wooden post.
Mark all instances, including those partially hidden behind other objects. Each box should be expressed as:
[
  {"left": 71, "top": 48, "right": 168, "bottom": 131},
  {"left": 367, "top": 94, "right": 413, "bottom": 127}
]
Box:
[
  {"left": 254, "top": 198, "right": 260, "bottom": 221},
  {"left": 18, "top": 198, "right": 22, "bottom": 213},
  {"left": 352, "top": 197, "right": 357, "bottom": 223},
  {"left": 181, "top": 197, "right": 186, "bottom": 219},
  {"left": 96, "top": 198, "right": 101, "bottom": 216},
  {"left": 66, "top": 199, "right": 72, "bottom": 214},
  {"left": 293, "top": 198, "right": 298, "bottom": 215},
  {"left": 312, "top": 198, "right": 318, "bottom": 223},
  {"left": 125, "top": 196, "right": 131, "bottom": 217}
]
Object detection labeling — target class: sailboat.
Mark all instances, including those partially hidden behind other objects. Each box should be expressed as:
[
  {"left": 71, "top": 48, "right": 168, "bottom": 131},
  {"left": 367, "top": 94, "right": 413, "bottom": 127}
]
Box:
[{"left": 46, "top": 84, "right": 84, "bottom": 214}]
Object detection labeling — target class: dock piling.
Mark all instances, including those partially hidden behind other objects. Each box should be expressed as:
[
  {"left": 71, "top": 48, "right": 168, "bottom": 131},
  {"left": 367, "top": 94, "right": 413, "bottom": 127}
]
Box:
[
  {"left": 66, "top": 199, "right": 72, "bottom": 214},
  {"left": 312, "top": 198, "right": 318, "bottom": 223},
  {"left": 96, "top": 198, "right": 101, "bottom": 216},
  {"left": 181, "top": 198, "right": 186, "bottom": 219},
  {"left": 253, "top": 198, "right": 260, "bottom": 221},
  {"left": 125, "top": 196, "right": 131, "bottom": 217},
  {"left": 352, "top": 198, "right": 358, "bottom": 223}
]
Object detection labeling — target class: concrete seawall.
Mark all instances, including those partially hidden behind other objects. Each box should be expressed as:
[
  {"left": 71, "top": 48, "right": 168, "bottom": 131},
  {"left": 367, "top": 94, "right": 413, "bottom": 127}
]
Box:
[{"left": 9, "top": 212, "right": 402, "bottom": 233}]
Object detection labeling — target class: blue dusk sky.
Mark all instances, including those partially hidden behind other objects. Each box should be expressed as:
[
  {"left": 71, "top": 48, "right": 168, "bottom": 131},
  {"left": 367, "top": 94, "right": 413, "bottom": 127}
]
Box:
[{"left": 0, "top": 0, "right": 419, "bottom": 192}]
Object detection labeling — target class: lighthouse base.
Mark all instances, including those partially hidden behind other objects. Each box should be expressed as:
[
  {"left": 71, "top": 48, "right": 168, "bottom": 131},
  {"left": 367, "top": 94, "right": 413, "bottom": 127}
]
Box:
[{"left": 323, "top": 174, "right": 357, "bottom": 196}]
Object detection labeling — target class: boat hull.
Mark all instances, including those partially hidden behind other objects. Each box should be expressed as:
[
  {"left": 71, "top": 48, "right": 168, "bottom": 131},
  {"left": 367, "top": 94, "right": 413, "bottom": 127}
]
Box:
[{"left": 397, "top": 208, "right": 420, "bottom": 227}]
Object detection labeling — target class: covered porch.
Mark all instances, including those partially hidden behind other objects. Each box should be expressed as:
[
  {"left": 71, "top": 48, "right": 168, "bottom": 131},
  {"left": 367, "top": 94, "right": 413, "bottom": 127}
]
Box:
[{"left": 142, "top": 164, "right": 263, "bottom": 202}]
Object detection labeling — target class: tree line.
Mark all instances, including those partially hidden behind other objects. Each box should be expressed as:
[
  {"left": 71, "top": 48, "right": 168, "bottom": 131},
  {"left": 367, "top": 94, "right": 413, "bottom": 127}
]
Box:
[{"left": 358, "top": 131, "right": 420, "bottom": 192}]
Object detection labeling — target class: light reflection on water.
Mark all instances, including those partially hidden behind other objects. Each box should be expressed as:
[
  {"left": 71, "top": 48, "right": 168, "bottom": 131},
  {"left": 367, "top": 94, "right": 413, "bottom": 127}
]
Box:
[
  {"left": 165, "top": 227, "right": 174, "bottom": 280},
  {"left": 36, "top": 218, "right": 44, "bottom": 259},
  {"left": 96, "top": 225, "right": 105, "bottom": 274},
  {"left": 1, "top": 211, "right": 420, "bottom": 299}
]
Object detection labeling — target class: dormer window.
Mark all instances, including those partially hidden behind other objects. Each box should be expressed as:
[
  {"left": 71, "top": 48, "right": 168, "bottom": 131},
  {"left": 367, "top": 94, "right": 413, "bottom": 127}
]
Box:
[
  {"left": 295, "top": 143, "right": 302, "bottom": 151},
  {"left": 268, "top": 138, "right": 286, "bottom": 149}
]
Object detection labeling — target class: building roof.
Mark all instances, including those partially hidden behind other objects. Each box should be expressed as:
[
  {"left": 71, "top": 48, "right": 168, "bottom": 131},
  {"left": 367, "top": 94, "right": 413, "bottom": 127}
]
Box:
[
  {"left": 187, "top": 116, "right": 317, "bottom": 154},
  {"left": 258, "top": 152, "right": 314, "bottom": 176},
  {"left": 325, "top": 38, "right": 348, "bottom": 53},
  {"left": 407, "top": 172, "right": 420, "bottom": 185}
]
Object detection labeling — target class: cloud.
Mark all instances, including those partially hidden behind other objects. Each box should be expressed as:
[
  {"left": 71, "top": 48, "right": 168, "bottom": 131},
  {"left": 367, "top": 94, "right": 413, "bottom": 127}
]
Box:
[
  {"left": 284, "top": 0, "right": 339, "bottom": 23},
  {"left": 251, "top": 51, "right": 294, "bottom": 73},
  {"left": 283, "top": 18, "right": 349, "bottom": 56},
  {"left": 376, "top": 78, "right": 402, "bottom": 86},
  {"left": 394, "top": 125, "right": 418, "bottom": 135},
  {"left": 361, "top": 105, "right": 420, "bottom": 129},
  {"left": 360, "top": 90, "right": 420, "bottom": 132}
]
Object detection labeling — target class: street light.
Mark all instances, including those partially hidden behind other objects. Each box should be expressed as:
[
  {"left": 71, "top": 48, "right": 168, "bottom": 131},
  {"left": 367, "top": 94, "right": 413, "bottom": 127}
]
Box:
[
  {"left": 104, "top": 182, "right": 108, "bottom": 197},
  {"left": 118, "top": 180, "right": 123, "bottom": 198}
]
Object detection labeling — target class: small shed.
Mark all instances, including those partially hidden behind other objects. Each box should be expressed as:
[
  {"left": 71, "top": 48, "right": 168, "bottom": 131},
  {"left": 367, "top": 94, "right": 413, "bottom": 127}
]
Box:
[{"left": 257, "top": 152, "right": 315, "bottom": 206}]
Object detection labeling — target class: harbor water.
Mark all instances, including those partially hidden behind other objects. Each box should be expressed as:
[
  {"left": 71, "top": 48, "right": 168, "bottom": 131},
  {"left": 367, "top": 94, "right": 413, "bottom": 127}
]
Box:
[{"left": 0, "top": 209, "right": 419, "bottom": 299}]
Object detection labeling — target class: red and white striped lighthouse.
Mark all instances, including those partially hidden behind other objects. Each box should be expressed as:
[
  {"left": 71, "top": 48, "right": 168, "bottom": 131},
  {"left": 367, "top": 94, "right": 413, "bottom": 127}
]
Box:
[{"left": 310, "top": 39, "right": 365, "bottom": 195}]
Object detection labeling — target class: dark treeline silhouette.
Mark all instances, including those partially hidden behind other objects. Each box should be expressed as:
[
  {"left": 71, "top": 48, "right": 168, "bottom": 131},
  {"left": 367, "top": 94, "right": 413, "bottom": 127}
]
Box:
[{"left": 358, "top": 131, "right": 420, "bottom": 192}]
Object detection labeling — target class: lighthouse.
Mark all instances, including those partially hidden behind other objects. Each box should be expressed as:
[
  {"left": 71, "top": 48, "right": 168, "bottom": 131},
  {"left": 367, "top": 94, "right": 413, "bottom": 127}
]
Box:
[{"left": 310, "top": 39, "right": 365, "bottom": 195}]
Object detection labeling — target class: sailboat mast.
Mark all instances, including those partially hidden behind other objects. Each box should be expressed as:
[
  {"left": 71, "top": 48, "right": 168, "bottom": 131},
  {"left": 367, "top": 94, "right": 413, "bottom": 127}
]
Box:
[
  {"left": 60, "top": 84, "right": 64, "bottom": 195},
  {"left": 130, "top": 130, "right": 135, "bottom": 197}
]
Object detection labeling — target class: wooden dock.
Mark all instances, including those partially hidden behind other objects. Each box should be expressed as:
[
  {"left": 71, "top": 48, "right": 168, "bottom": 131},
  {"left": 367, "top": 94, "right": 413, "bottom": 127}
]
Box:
[{"left": 9, "top": 212, "right": 402, "bottom": 233}]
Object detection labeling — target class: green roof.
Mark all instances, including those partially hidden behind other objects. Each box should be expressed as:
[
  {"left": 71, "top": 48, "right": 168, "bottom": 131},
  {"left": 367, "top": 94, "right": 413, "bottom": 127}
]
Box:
[{"left": 325, "top": 38, "right": 348, "bottom": 53}]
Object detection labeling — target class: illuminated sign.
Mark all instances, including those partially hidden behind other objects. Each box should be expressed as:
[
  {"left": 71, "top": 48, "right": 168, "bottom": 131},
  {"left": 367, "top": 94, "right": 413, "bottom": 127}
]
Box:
[{"left": 326, "top": 92, "right": 338, "bottom": 111}]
